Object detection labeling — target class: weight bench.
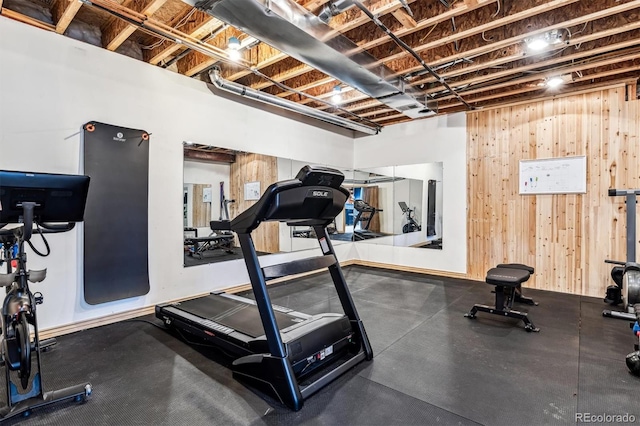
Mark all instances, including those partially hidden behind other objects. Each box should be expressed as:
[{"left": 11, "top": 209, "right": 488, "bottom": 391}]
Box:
[{"left": 465, "top": 263, "right": 540, "bottom": 332}]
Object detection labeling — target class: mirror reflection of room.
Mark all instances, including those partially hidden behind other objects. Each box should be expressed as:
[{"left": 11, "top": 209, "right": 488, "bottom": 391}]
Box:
[
  {"left": 183, "top": 144, "right": 354, "bottom": 267},
  {"left": 343, "top": 169, "right": 395, "bottom": 245},
  {"left": 183, "top": 144, "right": 239, "bottom": 267},
  {"left": 393, "top": 162, "right": 443, "bottom": 250}
]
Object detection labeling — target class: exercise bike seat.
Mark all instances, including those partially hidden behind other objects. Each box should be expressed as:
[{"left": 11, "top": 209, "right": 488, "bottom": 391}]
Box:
[{"left": 486, "top": 268, "right": 531, "bottom": 287}]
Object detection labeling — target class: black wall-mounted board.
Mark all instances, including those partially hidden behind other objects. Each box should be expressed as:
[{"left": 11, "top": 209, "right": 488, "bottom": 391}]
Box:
[{"left": 83, "top": 121, "right": 150, "bottom": 305}]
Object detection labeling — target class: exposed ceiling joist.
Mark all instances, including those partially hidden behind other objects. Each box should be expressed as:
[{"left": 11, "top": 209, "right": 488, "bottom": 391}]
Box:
[
  {"left": 291, "top": 0, "right": 640, "bottom": 112},
  {"left": 51, "top": 0, "right": 82, "bottom": 34},
  {"left": 1, "top": 7, "right": 55, "bottom": 30},
  {"left": 102, "top": 0, "right": 168, "bottom": 51},
  {"left": 176, "top": 26, "right": 245, "bottom": 76},
  {"left": 238, "top": 0, "right": 495, "bottom": 91},
  {"left": 257, "top": 0, "right": 578, "bottom": 102},
  {"left": 145, "top": 10, "right": 222, "bottom": 65},
  {"left": 391, "top": 8, "right": 417, "bottom": 28}
]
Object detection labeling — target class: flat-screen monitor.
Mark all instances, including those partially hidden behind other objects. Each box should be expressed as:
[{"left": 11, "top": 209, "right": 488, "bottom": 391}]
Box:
[
  {"left": 398, "top": 201, "right": 409, "bottom": 212},
  {"left": 0, "top": 170, "right": 90, "bottom": 224}
]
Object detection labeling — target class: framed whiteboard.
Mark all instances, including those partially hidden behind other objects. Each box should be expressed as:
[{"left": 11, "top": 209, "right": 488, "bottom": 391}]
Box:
[{"left": 519, "top": 156, "right": 587, "bottom": 195}]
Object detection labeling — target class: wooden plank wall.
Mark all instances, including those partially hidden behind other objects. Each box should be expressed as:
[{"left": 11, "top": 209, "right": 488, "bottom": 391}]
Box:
[
  {"left": 192, "top": 184, "right": 212, "bottom": 227},
  {"left": 467, "top": 86, "right": 640, "bottom": 297},
  {"left": 230, "top": 152, "right": 279, "bottom": 253}
]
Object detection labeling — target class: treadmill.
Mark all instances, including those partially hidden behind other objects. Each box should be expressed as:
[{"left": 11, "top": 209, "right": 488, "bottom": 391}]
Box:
[
  {"left": 353, "top": 199, "right": 384, "bottom": 240},
  {"left": 156, "top": 165, "right": 373, "bottom": 411}
]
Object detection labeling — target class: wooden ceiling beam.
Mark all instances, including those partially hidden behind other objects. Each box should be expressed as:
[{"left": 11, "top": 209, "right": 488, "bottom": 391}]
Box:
[
  {"left": 424, "top": 35, "right": 640, "bottom": 96},
  {"left": 391, "top": 8, "right": 417, "bottom": 28},
  {"left": 1, "top": 7, "right": 55, "bottom": 31},
  {"left": 256, "top": 0, "right": 581, "bottom": 105},
  {"left": 409, "top": 0, "right": 640, "bottom": 85},
  {"left": 300, "top": 0, "right": 330, "bottom": 11},
  {"left": 279, "top": 0, "right": 628, "bottom": 105},
  {"left": 102, "top": 0, "right": 168, "bottom": 51},
  {"left": 288, "top": 2, "right": 640, "bottom": 111},
  {"left": 435, "top": 61, "right": 640, "bottom": 110},
  {"left": 51, "top": 0, "right": 82, "bottom": 34},
  {"left": 145, "top": 10, "right": 222, "bottom": 65},
  {"left": 364, "top": 49, "right": 640, "bottom": 117},
  {"left": 184, "top": 148, "right": 236, "bottom": 163}
]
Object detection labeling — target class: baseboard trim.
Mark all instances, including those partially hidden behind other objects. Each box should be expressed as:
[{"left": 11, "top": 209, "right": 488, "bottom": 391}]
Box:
[
  {"left": 351, "top": 260, "right": 469, "bottom": 280},
  {"left": 39, "top": 259, "right": 362, "bottom": 340}
]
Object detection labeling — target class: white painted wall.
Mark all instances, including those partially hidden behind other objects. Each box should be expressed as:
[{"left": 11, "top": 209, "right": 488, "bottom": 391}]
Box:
[
  {"left": 0, "top": 18, "right": 355, "bottom": 331},
  {"left": 353, "top": 114, "right": 467, "bottom": 273}
]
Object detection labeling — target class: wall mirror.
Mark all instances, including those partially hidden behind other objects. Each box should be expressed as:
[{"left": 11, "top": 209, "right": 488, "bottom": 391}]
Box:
[
  {"left": 183, "top": 143, "right": 351, "bottom": 267},
  {"left": 342, "top": 167, "right": 396, "bottom": 245},
  {"left": 393, "top": 162, "right": 443, "bottom": 250}
]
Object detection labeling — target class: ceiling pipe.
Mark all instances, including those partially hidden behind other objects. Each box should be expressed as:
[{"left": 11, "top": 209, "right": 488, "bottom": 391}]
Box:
[{"left": 209, "top": 69, "right": 381, "bottom": 135}]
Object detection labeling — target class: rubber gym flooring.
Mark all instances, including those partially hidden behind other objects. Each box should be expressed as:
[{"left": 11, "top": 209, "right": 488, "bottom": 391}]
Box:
[{"left": 5, "top": 265, "right": 638, "bottom": 425}]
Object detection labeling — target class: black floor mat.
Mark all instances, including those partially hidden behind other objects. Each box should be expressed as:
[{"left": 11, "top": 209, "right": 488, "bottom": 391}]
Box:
[{"left": 5, "top": 265, "right": 639, "bottom": 425}]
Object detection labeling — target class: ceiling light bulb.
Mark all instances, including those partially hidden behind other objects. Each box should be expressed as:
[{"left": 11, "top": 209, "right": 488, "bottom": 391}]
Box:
[
  {"left": 228, "top": 49, "right": 241, "bottom": 61},
  {"left": 526, "top": 38, "right": 549, "bottom": 51},
  {"left": 228, "top": 36, "right": 240, "bottom": 50},
  {"left": 332, "top": 85, "right": 342, "bottom": 104},
  {"left": 546, "top": 76, "right": 564, "bottom": 88}
]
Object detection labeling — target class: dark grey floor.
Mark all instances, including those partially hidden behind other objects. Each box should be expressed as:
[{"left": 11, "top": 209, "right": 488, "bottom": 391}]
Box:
[{"left": 5, "top": 265, "right": 640, "bottom": 425}]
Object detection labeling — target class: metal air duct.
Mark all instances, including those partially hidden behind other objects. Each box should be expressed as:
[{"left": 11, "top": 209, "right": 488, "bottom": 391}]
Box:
[
  {"left": 188, "top": 0, "right": 436, "bottom": 118},
  {"left": 209, "top": 69, "right": 380, "bottom": 135}
]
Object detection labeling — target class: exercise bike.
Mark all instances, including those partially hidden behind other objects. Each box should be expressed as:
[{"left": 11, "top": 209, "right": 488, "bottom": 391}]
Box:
[
  {"left": 602, "top": 188, "right": 640, "bottom": 321},
  {"left": 398, "top": 201, "right": 421, "bottom": 234},
  {"left": 0, "top": 170, "right": 92, "bottom": 420}
]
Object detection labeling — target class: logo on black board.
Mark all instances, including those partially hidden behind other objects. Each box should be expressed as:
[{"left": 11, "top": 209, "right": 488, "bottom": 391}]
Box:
[
  {"left": 113, "top": 132, "right": 126, "bottom": 142},
  {"left": 310, "top": 190, "right": 330, "bottom": 198}
]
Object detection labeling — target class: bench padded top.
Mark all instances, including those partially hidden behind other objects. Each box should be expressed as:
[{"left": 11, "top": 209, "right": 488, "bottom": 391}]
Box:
[
  {"left": 496, "top": 263, "right": 534, "bottom": 274},
  {"left": 486, "top": 267, "right": 531, "bottom": 286}
]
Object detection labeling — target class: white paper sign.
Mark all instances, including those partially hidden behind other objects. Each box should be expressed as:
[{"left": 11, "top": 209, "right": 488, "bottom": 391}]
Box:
[{"left": 244, "top": 182, "right": 261, "bottom": 201}]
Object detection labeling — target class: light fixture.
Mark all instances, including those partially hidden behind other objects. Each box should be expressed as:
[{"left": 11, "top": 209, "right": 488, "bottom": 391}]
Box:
[
  {"left": 526, "top": 37, "right": 549, "bottom": 51},
  {"left": 331, "top": 85, "right": 342, "bottom": 104},
  {"left": 227, "top": 36, "right": 241, "bottom": 61},
  {"left": 546, "top": 76, "right": 565, "bottom": 88},
  {"left": 526, "top": 29, "right": 568, "bottom": 52},
  {"left": 228, "top": 36, "right": 240, "bottom": 50}
]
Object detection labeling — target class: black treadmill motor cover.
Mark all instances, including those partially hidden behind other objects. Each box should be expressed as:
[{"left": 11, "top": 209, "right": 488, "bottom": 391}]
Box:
[{"left": 229, "top": 165, "right": 350, "bottom": 234}]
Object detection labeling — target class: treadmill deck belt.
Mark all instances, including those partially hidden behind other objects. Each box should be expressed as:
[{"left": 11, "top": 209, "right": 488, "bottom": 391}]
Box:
[{"left": 176, "top": 294, "right": 301, "bottom": 338}]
